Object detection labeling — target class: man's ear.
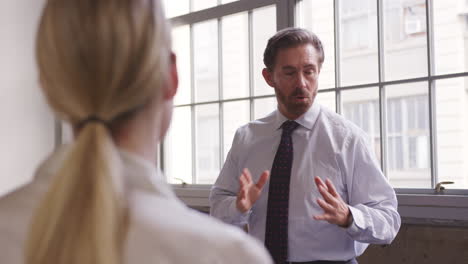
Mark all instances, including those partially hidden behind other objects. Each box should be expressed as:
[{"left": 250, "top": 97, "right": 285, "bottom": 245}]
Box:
[
  {"left": 164, "top": 52, "right": 178, "bottom": 100},
  {"left": 262, "top": 68, "right": 276, "bottom": 88}
]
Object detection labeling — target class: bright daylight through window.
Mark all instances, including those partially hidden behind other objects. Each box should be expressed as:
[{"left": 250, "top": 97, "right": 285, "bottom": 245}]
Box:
[{"left": 163, "top": 0, "right": 468, "bottom": 192}]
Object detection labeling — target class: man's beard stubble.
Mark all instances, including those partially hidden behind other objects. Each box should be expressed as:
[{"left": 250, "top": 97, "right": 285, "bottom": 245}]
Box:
[{"left": 275, "top": 86, "right": 314, "bottom": 117}]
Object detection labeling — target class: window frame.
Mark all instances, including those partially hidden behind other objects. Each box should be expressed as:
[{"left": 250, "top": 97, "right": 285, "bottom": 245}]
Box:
[{"left": 159, "top": 0, "right": 468, "bottom": 225}]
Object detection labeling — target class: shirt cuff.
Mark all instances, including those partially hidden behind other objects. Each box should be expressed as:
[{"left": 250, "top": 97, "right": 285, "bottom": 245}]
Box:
[
  {"left": 229, "top": 199, "right": 252, "bottom": 224},
  {"left": 346, "top": 205, "right": 365, "bottom": 236}
]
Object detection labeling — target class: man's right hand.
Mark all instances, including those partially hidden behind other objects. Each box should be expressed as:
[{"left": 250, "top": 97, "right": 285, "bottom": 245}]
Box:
[{"left": 236, "top": 168, "right": 270, "bottom": 213}]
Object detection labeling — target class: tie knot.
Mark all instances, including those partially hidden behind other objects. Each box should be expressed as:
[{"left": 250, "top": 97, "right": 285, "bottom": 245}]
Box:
[{"left": 281, "top": 120, "right": 299, "bottom": 135}]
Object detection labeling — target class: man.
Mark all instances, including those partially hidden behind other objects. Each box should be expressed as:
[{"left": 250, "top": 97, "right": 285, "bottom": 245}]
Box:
[{"left": 209, "top": 28, "right": 400, "bottom": 264}]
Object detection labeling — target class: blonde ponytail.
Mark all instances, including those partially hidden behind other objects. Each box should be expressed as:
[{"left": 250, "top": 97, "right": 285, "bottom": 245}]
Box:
[
  {"left": 27, "top": 0, "right": 171, "bottom": 262},
  {"left": 26, "top": 122, "right": 127, "bottom": 264}
]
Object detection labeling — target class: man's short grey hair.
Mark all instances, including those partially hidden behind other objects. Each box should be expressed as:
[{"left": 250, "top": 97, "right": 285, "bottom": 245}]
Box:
[{"left": 263, "top": 27, "right": 324, "bottom": 71}]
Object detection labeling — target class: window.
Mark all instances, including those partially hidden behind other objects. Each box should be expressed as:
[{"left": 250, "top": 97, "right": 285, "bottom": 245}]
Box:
[
  {"left": 297, "top": 0, "right": 468, "bottom": 192},
  {"left": 164, "top": 0, "right": 468, "bottom": 196},
  {"left": 163, "top": 2, "right": 277, "bottom": 184}
]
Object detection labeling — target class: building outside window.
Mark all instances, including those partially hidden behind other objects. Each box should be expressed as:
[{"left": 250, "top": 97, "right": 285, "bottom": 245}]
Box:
[{"left": 163, "top": 0, "right": 468, "bottom": 192}]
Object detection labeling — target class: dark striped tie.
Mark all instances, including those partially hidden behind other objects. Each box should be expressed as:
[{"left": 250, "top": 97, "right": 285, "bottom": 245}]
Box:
[{"left": 264, "top": 120, "right": 299, "bottom": 264}]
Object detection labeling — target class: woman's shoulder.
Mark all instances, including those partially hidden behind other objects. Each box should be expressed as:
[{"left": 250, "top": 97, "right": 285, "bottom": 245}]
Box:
[{"left": 126, "top": 192, "right": 272, "bottom": 263}]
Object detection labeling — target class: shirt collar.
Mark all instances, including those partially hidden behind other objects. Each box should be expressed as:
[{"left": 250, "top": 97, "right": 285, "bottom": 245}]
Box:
[
  {"left": 274, "top": 103, "right": 321, "bottom": 131},
  {"left": 119, "top": 149, "right": 175, "bottom": 199},
  {"left": 35, "top": 145, "right": 175, "bottom": 199}
]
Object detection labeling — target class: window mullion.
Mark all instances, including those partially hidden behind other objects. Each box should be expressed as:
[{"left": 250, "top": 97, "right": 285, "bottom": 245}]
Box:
[
  {"left": 377, "top": 0, "right": 388, "bottom": 176},
  {"left": 190, "top": 24, "right": 197, "bottom": 184},
  {"left": 334, "top": 0, "right": 342, "bottom": 114},
  {"left": 425, "top": 0, "right": 438, "bottom": 189},
  {"left": 218, "top": 17, "right": 225, "bottom": 167},
  {"left": 248, "top": 10, "right": 255, "bottom": 121}
]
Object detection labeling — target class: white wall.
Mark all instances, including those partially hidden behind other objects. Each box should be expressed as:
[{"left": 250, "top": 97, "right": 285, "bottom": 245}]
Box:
[{"left": 0, "top": 0, "right": 55, "bottom": 195}]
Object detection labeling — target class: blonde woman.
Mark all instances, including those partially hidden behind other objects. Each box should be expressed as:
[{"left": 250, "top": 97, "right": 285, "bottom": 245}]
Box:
[{"left": 0, "top": 0, "right": 272, "bottom": 263}]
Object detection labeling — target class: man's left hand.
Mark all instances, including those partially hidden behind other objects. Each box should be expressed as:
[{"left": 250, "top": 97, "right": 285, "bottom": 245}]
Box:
[{"left": 313, "top": 176, "right": 352, "bottom": 228}]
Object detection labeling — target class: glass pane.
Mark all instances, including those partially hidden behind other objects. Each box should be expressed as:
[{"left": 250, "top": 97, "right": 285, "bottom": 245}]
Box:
[
  {"left": 0, "top": 0, "right": 55, "bottom": 195},
  {"left": 61, "top": 122, "right": 73, "bottom": 143},
  {"left": 253, "top": 5, "right": 276, "bottom": 96},
  {"left": 164, "top": 107, "right": 193, "bottom": 184},
  {"left": 223, "top": 101, "right": 250, "bottom": 159},
  {"left": 254, "top": 97, "right": 277, "bottom": 119},
  {"left": 383, "top": 0, "right": 428, "bottom": 81},
  {"left": 193, "top": 20, "right": 219, "bottom": 102},
  {"left": 317, "top": 92, "right": 336, "bottom": 113},
  {"left": 339, "top": 0, "right": 378, "bottom": 86},
  {"left": 296, "top": 0, "right": 335, "bottom": 89},
  {"left": 436, "top": 77, "right": 468, "bottom": 189},
  {"left": 222, "top": 12, "right": 249, "bottom": 99},
  {"left": 433, "top": 1, "right": 467, "bottom": 75},
  {"left": 342, "top": 88, "right": 381, "bottom": 163},
  {"left": 172, "top": 25, "right": 191, "bottom": 105},
  {"left": 386, "top": 82, "right": 430, "bottom": 188},
  {"left": 163, "top": 0, "right": 189, "bottom": 18},
  {"left": 192, "top": 0, "right": 217, "bottom": 12},
  {"left": 195, "top": 104, "right": 220, "bottom": 184}
]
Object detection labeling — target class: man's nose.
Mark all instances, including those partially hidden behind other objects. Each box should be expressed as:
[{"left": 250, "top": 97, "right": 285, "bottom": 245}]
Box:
[{"left": 296, "top": 73, "right": 307, "bottom": 88}]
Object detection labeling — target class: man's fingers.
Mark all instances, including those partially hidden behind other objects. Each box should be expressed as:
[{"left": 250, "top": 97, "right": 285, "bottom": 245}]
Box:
[
  {"left": 317, "top": 198, "right": 335, "bottom": 213},
  {"left": 256, "top": 170, "right": 270, "bottom": 190},
  {"left": 243, "top": 168, "right": 253, "bottom": 183},
  {"left": 325, "top": 178, "right": 339, "bottom": 198},
  {"left": 239, "top": 173, "right": 248, "bottom": 188},
  {"left": 318, "top": 185, "right": 338, "bottom": 206},
  {"left": 314, "top": 176, "right": 328, "bottom": 191},
  {"left": 237, "top": 188, "right": 245, "bottom": 200},
  {"left": 313, "top": 214, "right": 332, "bottom": 222}
]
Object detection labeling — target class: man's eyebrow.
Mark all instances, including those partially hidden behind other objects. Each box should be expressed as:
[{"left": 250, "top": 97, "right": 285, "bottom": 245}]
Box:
[
  {"left": 281, "top": 66, "right": 296, "bottom": 71},
  {"left": 304, "top": 64, "right": 316, "bottom": 69}
]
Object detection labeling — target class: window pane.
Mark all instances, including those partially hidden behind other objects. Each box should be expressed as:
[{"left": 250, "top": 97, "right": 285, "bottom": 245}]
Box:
[
  {"left": 164, "top": 107, "right": 193, "bottom": 184},
  {"left": 254, "top": 97, "right": 277, "bottom": 119},
  {"left": 61, "top": 123, "right": 73, "bottom": 143},
  {"left": 386, "top": 82, "right": 430, "bottom": 188},
  {"left": 433, "top": 1, "right": 467, "bottom": 75},
  {"left": 383, "top": 0, "right": 428, "bottom": 81},
  {"left": 193, "top": 20, "right": 219, "bottom": 102},
  {"left": 339, "top": 0, "right": 378, "bottom": 86},
  {"left": 195, "top": 104, "right": 220, "bottom": 184},
  {"left": 0, "top": 0, "right": 55, "bottom": 195},
  {"left": 436, "top": 77, "right": 468, "bottom": 189},
  {"left": 172, "top": 25, "right": 191, "bottom": 105},
  {"left": 192, "top": 0, "right": 217, "bottom": 12},
  {"left": 342, "top": 88, "right": 381, "bottom": 163},
  {"left": 223, "top": 101, "right": 250, "bottom": 159},
  {"left": 317, "top": 92, "right": 336, "bottom": 113},
  {"left": 163, "top": 0, "right": 189, "bottom": 18},
  {"left": 222, "top": 12, "right": 249, "bottom": 99},
  {"left": 253, "top": 5, "right": 276, "bottom": 96},
  {"left": 296, "top": 0, "right": 335, "bottom": 89}
]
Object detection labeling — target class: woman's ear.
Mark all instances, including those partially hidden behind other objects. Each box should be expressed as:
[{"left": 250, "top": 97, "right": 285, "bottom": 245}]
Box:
[
  {"left": 262, "top": 68, "right": 276, "bottom": 88},
  {"left": 164, "top": 52, "right": 178, "bottom": 100}
]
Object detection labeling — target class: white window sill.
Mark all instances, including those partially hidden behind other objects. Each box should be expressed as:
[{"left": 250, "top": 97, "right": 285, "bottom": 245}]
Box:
[{"left": 173, "top": 185, "right": 468, "bottom": 225}]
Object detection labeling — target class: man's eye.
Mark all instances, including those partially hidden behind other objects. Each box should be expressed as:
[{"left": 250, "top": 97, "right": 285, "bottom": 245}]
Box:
[{"left": 285, "top": 72, "right": 295, "bottom": 76}]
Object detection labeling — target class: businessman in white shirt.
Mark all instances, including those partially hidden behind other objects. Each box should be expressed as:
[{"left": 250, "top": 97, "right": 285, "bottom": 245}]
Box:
[{"left": 210, "top": 28, "right": 401, "bottom": 264}]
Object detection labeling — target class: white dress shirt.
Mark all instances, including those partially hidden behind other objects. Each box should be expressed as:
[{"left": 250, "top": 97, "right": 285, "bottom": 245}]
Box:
[
  {"left": 210, "top": 103, "right": 401, "bottom": 262},
  {"left": 0, "top": 145, "right": 272, "bottom": 264}
]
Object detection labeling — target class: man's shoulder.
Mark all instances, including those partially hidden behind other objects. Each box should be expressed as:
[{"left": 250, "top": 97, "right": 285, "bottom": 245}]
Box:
[
  {"left": 317, "top": 105, "right": 368, "bottom": 144},
  {"left": 234, "top": 111, "right": 277, "bottom": 139}
]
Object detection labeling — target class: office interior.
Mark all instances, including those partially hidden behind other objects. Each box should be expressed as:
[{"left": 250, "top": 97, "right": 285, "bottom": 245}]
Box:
[{"left": 1, "top": 0, "right": 467, "bottom": 263}]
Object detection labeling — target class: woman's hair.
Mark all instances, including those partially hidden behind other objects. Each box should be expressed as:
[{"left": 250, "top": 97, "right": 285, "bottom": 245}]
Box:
[{"left": 26, "top": 1, "right": 171, "bottom": 264}]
